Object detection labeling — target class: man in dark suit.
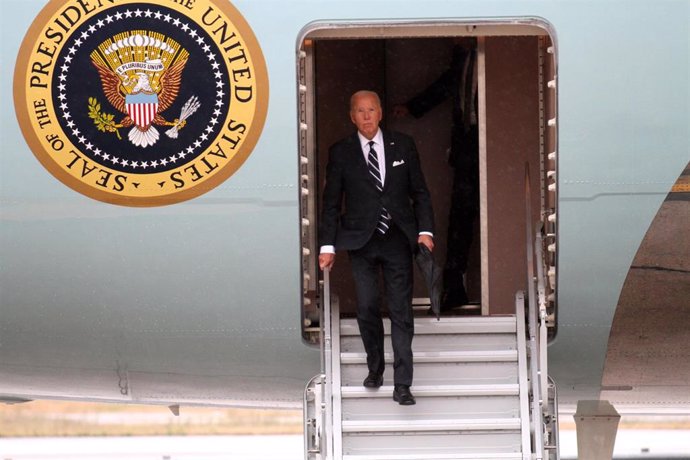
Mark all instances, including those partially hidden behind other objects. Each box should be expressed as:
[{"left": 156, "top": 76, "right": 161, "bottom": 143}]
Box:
[{"left": 318, "top": 90, "right": 435, "bottom": 406}]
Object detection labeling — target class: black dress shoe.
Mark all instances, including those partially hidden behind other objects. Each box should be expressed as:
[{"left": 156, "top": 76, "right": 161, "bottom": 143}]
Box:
[
  {"left": 393, "top": 384, "right": 416, "bottom": 405},
  {"left": 363, "top": 372, "right": 383, "bottom": 388}
]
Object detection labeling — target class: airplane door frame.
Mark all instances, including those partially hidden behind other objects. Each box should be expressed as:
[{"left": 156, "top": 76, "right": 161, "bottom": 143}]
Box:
[{"left": 297, "top": 19, "right": 558, "bottom": 342}]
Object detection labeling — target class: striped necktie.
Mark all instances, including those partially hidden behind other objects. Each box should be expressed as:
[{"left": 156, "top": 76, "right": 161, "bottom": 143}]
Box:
[{"left": 367, "top": 141, "right": 391, "bottom": 234}]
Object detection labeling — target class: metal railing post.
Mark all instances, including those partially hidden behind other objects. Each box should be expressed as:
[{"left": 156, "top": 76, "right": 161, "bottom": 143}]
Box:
[
  {"left": 322, "top": 270, "right": 333, "bottom": 460},
  {"left": 525, "top": 165, "right": 545, "bottom": 460}
]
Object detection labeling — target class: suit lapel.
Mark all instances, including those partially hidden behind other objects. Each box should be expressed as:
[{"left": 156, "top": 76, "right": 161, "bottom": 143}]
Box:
[{"left": 382, "top": 131, "right": 396, "bottom": 191}]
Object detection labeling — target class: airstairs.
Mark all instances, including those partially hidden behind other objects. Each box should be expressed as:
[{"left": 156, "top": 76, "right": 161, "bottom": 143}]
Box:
[
  {"left": 305, "top": 288, "right": 558, "bottom": 460},
  {"left": 305, "top": 167, "right": 559, "bottom": 459}
]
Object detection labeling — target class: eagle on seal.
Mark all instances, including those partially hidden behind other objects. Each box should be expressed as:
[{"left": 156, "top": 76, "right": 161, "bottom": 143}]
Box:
[{"left": 92, "top": 57, "right": 188, "bottom": 148}]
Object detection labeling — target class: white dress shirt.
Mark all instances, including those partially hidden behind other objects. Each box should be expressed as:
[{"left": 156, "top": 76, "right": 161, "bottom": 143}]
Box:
[{"left": 359, "top": 130, "right": 386, "bottom": 184}]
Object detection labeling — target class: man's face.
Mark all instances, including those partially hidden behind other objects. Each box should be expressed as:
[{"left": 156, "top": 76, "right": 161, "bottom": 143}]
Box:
[{"left": 350, "top": 94, "right": 382, "bottom": 140}]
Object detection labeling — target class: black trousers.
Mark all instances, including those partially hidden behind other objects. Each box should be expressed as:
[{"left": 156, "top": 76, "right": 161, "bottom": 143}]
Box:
[{"left": 348, "top": 225, "right": 414, "bottom": 386}]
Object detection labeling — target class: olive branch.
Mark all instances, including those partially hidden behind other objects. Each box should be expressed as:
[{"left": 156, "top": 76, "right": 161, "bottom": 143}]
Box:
[{"left": 88, "top": 97, "right": 121, "bottom": 140}]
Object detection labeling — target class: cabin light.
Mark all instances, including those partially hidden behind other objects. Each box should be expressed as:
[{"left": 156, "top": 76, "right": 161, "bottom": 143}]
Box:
[
  {"left": 548, "top": 213, "right": 556, "bottom": 223},
  {"left": 548, "top": 151, "right": 556, "bottom": 160},
  {"left": 299, "top": 84, "right": 307, "bottom": 93},
  {"left": 547, "top": 118, "right": 556, "bottom": 127},
  {"left": 301, "top": 187, "right": 309, "bottom": 196},
  {"left": 547, "top": 80, "right": 556, "bottom": 89},
  {"left": 301, "top": 156, "right": 308, "bottom": 165},
  {"left": 300, "top": 122, "right": 308, "bottom": 131},
  {"left": 303, "top": 247, "right": 311, "bottom": 256},
  {"left": 302, "top": 218, "right": 310, "bottom": 227}
]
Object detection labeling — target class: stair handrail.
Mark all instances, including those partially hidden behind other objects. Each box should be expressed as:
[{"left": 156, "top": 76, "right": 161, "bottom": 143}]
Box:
[
  {"left": 515, "top": 290, "right": 533, "bottom": 460},
  {"left": 534, "top": 228, "right": 550, "bottom": 410},
  {"left": 545, "top": 376, "right": 561, "bottom": 459},
  {"left": 322, "top": 269, "right": 334, "bottom": 460},
  {"left": 525, "top": 164, "right": 545, "bottom": 460}
]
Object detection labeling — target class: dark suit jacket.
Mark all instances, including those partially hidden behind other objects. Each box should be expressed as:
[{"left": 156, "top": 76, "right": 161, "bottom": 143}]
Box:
[{"left": 318, "top": 129, "right": 434, "bottom": 252}]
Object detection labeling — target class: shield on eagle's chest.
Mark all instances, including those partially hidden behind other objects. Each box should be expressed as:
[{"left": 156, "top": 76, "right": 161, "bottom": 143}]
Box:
[{"left": 125, "top": 93, "right": 159, "bottom": 128}]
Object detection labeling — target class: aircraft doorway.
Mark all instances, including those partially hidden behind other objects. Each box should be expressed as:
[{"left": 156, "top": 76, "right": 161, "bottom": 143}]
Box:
[{"left": 298, "top": 22, "right": 557, "bottom": 341}]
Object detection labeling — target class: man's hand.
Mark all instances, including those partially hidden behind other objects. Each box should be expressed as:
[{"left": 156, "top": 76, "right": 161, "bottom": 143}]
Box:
[
  {"left": 319, "top": 253, "right": 335, "bottom": 271},
  {"left": 418, "top": 234, "right": 434, "bottom": 252}
]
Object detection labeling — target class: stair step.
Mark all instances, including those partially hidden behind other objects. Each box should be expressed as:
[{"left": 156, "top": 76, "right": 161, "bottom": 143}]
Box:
[
  {"left": 342, "top": 417, "right": 521, "bottom": 433},
  {"left": 343, "top": 454, "right": 523, "bottom": 460},
  {"left": 340, "top": 316, "right": 516, "bottom": 336},
  {"left": 341, "top": 384, "right": 519, "bottom": 398},
  {"left": 342, "top": 394, "right": 519, "bottom": 421},
  {"left": 341, "top": 350, "right": 517, "bottom": 364},
  {"left": 341, "top": 361, "right": 518, "bottom": 387},
  {"left": 341, "top": 431, "right": 522, "bottom": 458},
  {"left": 341, "top": 333, "right": 517, "bottom": 354}
]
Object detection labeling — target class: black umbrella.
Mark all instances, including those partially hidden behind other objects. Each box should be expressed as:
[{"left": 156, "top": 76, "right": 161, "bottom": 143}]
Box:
[{"left": 415, "top": 243, "right": 443, "bottom": 320}]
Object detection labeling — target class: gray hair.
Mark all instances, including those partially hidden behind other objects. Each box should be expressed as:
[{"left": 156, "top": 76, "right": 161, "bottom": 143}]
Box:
[{"left": 350, "top": 90, "right": 381, "bottom": 110}]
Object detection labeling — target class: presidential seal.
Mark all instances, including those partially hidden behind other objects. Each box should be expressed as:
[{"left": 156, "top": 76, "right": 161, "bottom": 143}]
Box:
[{"left": 14, "top": 0, "right": 268, "bottom": 206}]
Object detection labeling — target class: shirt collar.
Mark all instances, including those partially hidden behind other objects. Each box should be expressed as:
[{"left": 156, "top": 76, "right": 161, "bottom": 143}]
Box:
[{"left": 357, "top": 129, "right": 383, "bottom": 150}]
